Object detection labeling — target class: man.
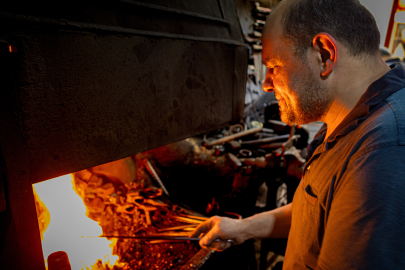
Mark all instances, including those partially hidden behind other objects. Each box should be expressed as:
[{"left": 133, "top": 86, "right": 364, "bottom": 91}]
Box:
[{"left": 190, "top": 0, "right": 405, "bottom": 269}]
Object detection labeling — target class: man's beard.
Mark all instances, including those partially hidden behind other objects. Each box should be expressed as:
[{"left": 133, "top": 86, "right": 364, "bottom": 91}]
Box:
[{"left": 280, "top": 68, "right": 331, "bottom": 125}]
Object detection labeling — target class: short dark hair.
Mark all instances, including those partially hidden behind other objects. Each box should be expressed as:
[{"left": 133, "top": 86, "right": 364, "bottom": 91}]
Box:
[{"left": 282, "top": 0, "right": 380, "bottom": 59}]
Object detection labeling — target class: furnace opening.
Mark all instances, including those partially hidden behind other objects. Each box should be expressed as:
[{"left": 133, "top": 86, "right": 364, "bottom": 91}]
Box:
[{"left": 33, "top": 157, "right": 207, "bottom": 270}]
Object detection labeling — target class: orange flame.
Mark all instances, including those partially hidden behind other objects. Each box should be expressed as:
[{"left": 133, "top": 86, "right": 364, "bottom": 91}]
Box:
[{"left": 33, "top": 174, "right": 119, "bottom": 270}]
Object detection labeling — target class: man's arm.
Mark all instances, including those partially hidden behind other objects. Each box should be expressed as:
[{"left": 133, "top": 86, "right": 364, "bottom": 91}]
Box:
[{"left": 189, "top": 203, "right": 292, "bottom": 251}]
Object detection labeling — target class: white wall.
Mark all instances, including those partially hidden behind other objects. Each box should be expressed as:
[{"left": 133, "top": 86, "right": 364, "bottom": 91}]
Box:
[{"left": 359, "top": 0, "right": 394, "bottom": 49}]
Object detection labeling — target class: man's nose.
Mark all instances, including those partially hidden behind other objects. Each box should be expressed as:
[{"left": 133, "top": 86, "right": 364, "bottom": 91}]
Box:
[{"left": 263, "top": 71, "right": 274, "bottom": 92}]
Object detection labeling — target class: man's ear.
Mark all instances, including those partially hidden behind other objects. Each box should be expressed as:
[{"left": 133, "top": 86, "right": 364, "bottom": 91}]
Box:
[{"left": 312, "top": 33, "right": 338, "bottom": 77}]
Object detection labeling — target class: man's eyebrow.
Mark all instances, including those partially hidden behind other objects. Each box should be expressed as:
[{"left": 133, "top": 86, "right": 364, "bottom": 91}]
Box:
[{"left": 262, "top": 58, "right": 278, "bottom": 66}]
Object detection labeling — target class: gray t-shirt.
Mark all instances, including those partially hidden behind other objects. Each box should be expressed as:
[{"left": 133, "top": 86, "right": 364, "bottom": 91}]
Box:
[{"left": 283, "top": 65, "right": 405, "bottom": 269}]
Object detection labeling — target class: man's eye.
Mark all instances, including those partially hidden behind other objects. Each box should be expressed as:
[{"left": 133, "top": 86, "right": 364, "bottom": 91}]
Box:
[
  {"left": 269, "top": 67, "right": 278, "bottom": 74},
  {"left": 268, "top": 67, "right": 275, "bottom": 74}
]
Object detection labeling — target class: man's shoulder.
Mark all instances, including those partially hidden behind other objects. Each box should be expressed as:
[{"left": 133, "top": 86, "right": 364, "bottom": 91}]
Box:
[
  {"left": 349, "top": 88, "right": 405, "bottom": 158},
  {"left": 371, "top": 87, "right": 405, "bottom": 143},
  {"left": 369, "top": 88, "right": 405, "bottom": 132},
  {"left": 385, "top": 87, "right": 405, "bottom": 130}
]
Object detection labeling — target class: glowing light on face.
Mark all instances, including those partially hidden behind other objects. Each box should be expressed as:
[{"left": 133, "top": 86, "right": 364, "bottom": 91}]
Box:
[
  {"left": 266, "top": 57, "right": 331, "bottom": 126},
  {"left": 281, "top": 62, "right": 330, "bottom": 125},
  {"left": 261, "top": 10, "right": 332, "bottom": 126}
]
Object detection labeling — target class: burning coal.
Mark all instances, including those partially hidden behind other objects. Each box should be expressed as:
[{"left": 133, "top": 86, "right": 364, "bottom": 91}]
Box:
[{"left": 34, "top": 157, "right": 203, "bottom": 270}]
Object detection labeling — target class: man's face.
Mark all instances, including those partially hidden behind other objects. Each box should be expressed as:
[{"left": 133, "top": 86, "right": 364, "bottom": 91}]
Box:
[{"left": 262, "top": 15, "right": 331, "bottom": 125}]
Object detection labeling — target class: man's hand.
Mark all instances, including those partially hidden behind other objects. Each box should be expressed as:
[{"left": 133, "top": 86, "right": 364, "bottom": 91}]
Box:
[
  {"left": 189, "top": 204, "right": 292, "bottom": 251},
  {"left": 189, "top": 216, "right": 246, "bottom": 251}
]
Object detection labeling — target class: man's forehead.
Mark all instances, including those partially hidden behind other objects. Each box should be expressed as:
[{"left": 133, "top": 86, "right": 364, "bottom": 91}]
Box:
[
  {"left": 261, "top": 25, "right": 284, "bottom": 65},
  {"left": 261, "top": 5, "right": 285, "bottom": 45},
  {"left": 263, "top": 0, "right": 289, "bottom": 30},
  {"left": 261, "top": 1, "right": 291, "bottom": 65}
]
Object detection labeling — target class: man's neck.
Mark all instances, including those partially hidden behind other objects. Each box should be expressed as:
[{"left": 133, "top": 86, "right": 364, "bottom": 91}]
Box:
[
  {"left": 322, "top": 56, "right": 390, "bottom": 141},
  {"left": 323, "top": 101, "right": 351, "bottom": 140}
]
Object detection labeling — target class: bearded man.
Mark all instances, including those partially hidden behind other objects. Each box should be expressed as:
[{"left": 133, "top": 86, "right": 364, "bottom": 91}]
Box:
[{"left": 190, "top": 0, "right": 405, "bottom": 269}]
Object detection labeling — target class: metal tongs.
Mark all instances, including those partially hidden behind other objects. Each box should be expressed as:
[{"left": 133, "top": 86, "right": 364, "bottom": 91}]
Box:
[
  {"left": 101, "top": 235, "right": 202, "bottom": 241},
  {"left": 99, "top": 235, "right": 233, "bottom": 245}
]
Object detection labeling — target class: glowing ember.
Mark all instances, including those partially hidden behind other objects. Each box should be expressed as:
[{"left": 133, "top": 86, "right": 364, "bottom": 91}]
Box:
[{"left": 34, "top": 174, "right": 119, "bottom": 270}]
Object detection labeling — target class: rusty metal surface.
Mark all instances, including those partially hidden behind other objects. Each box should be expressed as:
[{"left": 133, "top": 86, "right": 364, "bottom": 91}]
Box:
[
  {"left": 14, "top": 35, "right": 245, "bottom": 183},
  {"left": 0, "top": 42, "right": 46, "bottom": 270},
  {"left": 0, "top": 0, "right": 248, "bottom": 184}
]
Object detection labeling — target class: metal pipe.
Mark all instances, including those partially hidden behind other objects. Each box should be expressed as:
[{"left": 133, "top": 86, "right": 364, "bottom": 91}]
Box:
[
  {"left": 144, "top": 159, "right": 170, "bottom": 196},
  {"left": 205, "top": 127, "right": 262, "bottom": 146},
  {"left": 241, "top": 134, "right": 290, "bottom": 145}
]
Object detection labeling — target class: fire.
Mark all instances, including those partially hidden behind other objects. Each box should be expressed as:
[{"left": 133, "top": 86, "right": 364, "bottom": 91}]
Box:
[{"left": 33, "top": 174, "right": 119, "bottom": 270}]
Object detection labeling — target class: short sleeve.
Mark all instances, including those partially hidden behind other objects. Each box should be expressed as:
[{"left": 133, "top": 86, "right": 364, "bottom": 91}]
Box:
[{"left": 318, "top": 145, "right": 405, "bottom": 270}]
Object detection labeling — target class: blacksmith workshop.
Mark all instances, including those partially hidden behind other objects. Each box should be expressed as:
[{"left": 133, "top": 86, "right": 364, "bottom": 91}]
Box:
[{"left": 1, "top": 1, "right": 404, "bottom": 270}]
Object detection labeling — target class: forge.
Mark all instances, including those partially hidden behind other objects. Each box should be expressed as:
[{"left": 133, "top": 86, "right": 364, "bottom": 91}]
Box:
[
  {"left": 33, "top": 159, "right": 206, "bottom": 270},
  {"left": 0, "top": 1, "right": 247, "bottom": 269}
]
